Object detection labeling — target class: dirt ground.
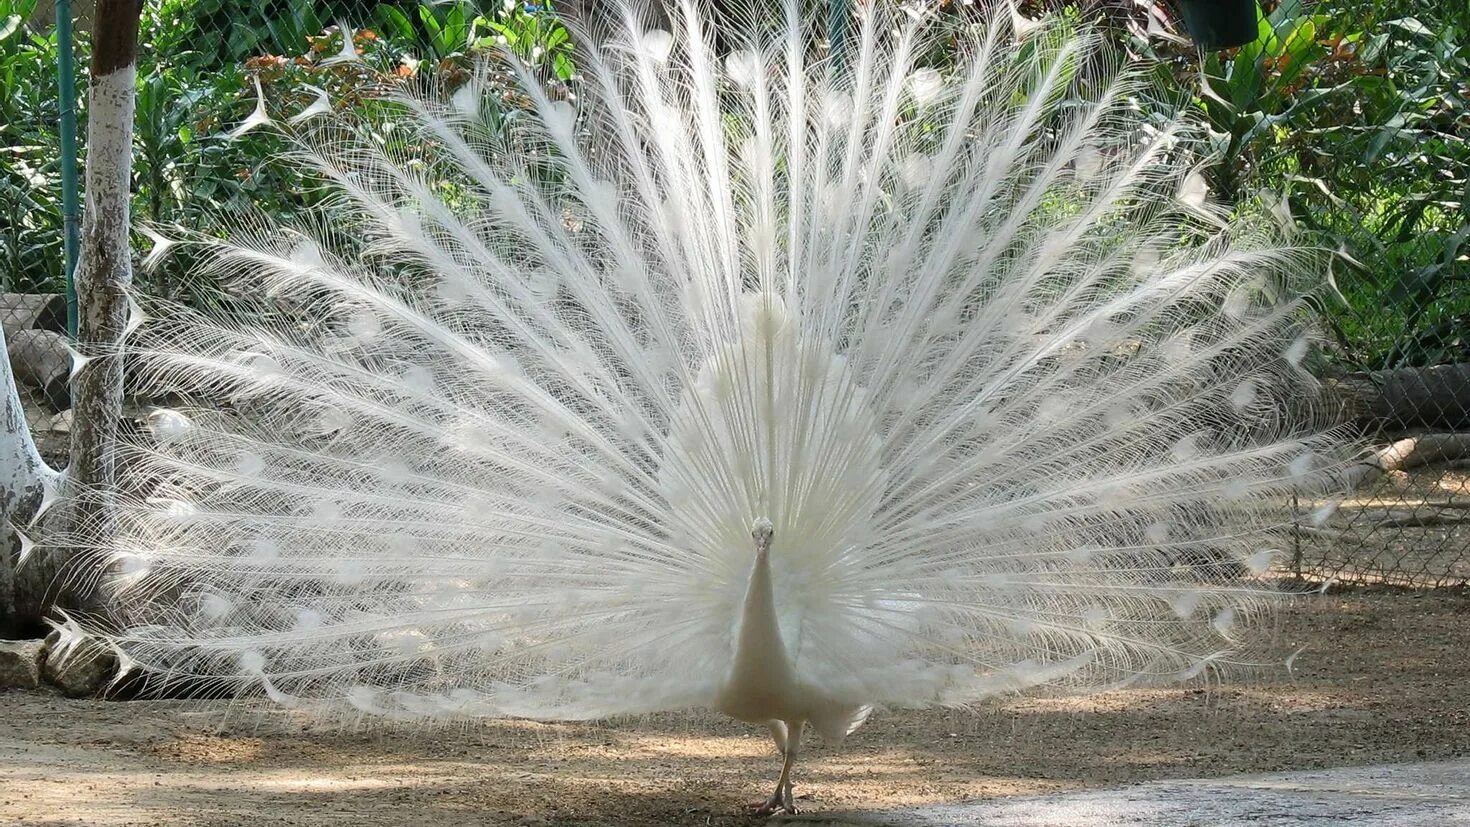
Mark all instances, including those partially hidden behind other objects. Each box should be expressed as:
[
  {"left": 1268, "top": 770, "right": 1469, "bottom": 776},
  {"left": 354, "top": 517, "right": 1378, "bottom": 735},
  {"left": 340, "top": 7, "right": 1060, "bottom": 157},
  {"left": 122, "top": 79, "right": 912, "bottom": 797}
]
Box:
[
  {"left": 3, "top": 590, "right": 1469, "bottom": 827},
  {"left": 1299, "top": 463, "right": 1470, "bottom": 587}
]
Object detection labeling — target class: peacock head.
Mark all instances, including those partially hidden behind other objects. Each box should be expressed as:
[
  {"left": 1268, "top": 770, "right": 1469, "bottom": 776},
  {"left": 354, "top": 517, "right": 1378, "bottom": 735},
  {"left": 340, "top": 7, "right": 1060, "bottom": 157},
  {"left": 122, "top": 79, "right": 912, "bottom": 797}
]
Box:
[{"left": 751, "top": 518, "right": 775, "bottom": 557}]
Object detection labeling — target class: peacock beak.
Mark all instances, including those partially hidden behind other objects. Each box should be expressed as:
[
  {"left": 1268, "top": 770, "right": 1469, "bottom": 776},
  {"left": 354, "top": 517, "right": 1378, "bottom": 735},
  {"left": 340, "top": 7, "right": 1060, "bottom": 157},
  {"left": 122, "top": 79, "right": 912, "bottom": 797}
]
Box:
[{"left": 751, "top": 518, "right": 775, "bottom": 557}]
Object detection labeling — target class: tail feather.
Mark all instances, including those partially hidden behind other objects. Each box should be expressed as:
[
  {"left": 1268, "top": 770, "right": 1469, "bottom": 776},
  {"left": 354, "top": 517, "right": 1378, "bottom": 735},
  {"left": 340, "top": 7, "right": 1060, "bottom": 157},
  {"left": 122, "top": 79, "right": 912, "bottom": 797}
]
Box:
[{"left": 72, "top": 3, "right": 1349, "bottom": 722}]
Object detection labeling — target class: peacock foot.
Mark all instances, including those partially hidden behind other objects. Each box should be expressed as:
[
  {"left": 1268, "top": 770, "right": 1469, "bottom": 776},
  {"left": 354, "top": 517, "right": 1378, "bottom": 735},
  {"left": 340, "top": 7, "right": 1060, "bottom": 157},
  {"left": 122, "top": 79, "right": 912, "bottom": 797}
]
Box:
[
  {"left": 746, "top": 786, "right": 798, "bottom": 817},
  {"left": 746, "top": 799, "right": 798, "bottom": 817}
]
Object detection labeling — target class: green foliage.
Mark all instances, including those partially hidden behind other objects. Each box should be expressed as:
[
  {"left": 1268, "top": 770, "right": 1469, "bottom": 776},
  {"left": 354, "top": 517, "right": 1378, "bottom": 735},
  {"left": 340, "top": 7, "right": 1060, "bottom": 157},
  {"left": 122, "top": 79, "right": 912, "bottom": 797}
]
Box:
[
  {"left": 141, "top": 0, "right": 376, "bottom": 66},
  {"left": 0, "top": 0, "right": 579, "bottom": 296},
  {"left": 0, "top": 0, "right": 80, "bottom": 293},
  {"left": 1300, "top": 8, "right": 1469, "bottom": 369},
  {"left": 1183, "top": 0, "right": 1470, "bottom": 369},
  {"left": 3, "top": 0, "right": 1465, "bottom": 372},
  {"left": 1198, "top": 1, "right": 1337, "bottom": 202},
  {"left": 129, "top": 0, "right": 577, "bottom": 301},
  {"left": 371, "top": 1, "right": 575, "bottom": 79}
]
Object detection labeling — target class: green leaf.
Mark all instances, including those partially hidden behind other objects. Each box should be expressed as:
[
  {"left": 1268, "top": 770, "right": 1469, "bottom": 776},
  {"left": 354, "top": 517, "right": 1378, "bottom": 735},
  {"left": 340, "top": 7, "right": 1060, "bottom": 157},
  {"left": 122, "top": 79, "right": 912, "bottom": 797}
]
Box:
[
  {"left": 1227, "top": 6, "right": 1272, "bottom": 111},
  {"left": 3, "top": 0, "right": 37, "bottom": 23},
  {"left": 227, "top": 22, "right": 261, "bottom": 61},
  {"left": 482, "top": 19, "right": 518, "bottom": 46},
  {"left": 1271, "top": 17, "right": 1325, "bottom": 91},
  {"left": 441, "top": 4, "right": 468, "bottom": 53},
  {"left": 0, "top": 15, "right": 21, "bottom": 43},
  {"left": 419, "top": 5, "right": 443, "bottom": 39},
  {"left": 1388, "top": 17, "right": 1432, "bottom": 38},
  {"left": 374, "top": 5, "right": 414, "bottom": 42}
]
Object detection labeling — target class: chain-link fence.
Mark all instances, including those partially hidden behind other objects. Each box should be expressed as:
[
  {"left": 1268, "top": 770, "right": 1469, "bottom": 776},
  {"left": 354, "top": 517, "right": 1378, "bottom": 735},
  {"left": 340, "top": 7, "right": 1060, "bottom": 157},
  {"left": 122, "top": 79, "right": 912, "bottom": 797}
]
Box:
[
  {"left": 3, "top": 292, "right": 71, "bottom": 465},
  {"left": 5, "top": 0, "right": 1469, "bottom": 587},
  {"left": 1297, "top": 449, "right": 1470, "bottom": 588}
]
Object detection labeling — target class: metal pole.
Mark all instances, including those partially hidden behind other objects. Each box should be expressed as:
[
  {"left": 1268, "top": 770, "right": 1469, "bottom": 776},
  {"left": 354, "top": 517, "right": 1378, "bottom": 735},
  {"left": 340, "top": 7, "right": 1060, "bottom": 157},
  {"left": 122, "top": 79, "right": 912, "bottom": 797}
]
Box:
[
  {"left": 56, "top": 0, "right": 81, "bottom": 340},
  {"left": 828, "top": 0, "right": 849, "bottom": 71}
]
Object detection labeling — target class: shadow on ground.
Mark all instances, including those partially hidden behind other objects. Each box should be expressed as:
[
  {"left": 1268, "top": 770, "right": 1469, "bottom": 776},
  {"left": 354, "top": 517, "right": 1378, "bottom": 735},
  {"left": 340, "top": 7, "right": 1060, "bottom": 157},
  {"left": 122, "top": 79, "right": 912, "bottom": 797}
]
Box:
[{"left": 2, "top": 590, "right": 1468, "bottom": 826}]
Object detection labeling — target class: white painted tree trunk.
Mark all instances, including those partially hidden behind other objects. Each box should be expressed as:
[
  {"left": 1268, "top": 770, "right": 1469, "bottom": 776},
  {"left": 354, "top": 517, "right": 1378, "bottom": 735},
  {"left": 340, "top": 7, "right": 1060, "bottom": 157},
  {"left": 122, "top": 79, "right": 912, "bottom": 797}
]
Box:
[
  {"left": 66, "top": 61, "right": 136, "bottom": 530},
  {"left": 1, "top": 322, "right": 60, "bottom": 632},
  {"left": 4, "top": 0, "right": 141, "bottom": 630}
]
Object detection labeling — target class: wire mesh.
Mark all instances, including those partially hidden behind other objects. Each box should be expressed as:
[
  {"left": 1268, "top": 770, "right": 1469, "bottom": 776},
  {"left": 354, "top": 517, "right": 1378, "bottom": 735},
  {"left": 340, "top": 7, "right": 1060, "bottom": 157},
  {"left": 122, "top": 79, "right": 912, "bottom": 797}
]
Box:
[
  {"left": 1279, "top": 218, "right": 1470, "bottom": 588},
  {"left": 4, "top": 0, "right": 1469, "bottom": 588}
]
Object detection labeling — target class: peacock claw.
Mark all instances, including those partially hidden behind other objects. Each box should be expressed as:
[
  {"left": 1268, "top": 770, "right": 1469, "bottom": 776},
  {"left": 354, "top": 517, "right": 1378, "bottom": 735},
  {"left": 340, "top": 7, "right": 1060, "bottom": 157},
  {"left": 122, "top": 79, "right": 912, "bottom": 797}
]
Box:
[
  {"left": 747, "top": 801, "right": 798, "bottom": 817},
  {"left": 747, "top": 789, "right": 798, "bottom": 817}
]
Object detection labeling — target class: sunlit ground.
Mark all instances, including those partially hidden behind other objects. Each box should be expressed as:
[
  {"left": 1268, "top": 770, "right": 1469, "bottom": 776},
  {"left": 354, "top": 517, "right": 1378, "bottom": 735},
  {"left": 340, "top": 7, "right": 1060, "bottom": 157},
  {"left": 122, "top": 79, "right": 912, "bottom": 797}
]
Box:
[
  {"left": 1298, "top": 464, "right": 1470, "bottom": 587},
  {"left": 2, "top": 590, "right": 1467, "bottom": 826}
]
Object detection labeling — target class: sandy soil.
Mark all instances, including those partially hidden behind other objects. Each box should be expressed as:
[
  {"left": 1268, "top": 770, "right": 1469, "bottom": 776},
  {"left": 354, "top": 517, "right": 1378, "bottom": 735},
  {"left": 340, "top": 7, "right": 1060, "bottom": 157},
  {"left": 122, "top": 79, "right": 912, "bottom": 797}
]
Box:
[
  {"left": 2, "top": 589, "right": 1468, "bottom": 827},
  {"left": 1300, "top": 464, "right": 1470, "bottom": 587}
]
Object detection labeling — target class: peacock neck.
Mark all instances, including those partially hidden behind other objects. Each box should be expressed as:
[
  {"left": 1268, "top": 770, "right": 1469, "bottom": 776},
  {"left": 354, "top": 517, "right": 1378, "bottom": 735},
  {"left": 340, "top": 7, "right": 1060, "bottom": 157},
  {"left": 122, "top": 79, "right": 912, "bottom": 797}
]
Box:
[
  {"left": 714, "top": 520, "right": 803, "bottom": 723},
  {"left": 731, "top": 545, "right": 797, "bottom": 686}
]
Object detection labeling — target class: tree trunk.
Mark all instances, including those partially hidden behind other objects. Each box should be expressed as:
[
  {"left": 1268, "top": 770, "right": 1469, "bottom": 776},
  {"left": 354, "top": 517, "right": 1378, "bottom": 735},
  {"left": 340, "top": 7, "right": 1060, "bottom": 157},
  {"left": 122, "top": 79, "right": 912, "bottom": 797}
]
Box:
[
  {"left": 1332, "top": 363, "right": 1470, "bottom": 432},
  {"left": 1, "top": 323, "right": 60, "bottom": 635},
  {"left": 1370, "top": 434, "right": 1470, "bottom": 473},
  {"left": 7, "top": 329, "right": 73, "bottom": 410},
  {"left": 0, "top": 292, "right": 69, "bottom": 337},
  {"left": 39, "top": 0, "right": 144, "bottom": 619}
]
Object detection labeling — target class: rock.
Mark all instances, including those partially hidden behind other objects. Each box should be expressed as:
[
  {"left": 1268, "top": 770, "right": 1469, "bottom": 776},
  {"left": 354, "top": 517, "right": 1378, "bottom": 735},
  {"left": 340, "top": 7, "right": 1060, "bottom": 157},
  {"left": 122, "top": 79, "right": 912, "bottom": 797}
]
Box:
[
  {"left": 0, "top": 292, "right": 67, "bottom": 337},
  {"left": 0, "top": 639, "right": 46, "bottom": 689},
  {"left": 42, "top": 629, "right": 119, "bottom": 697},
  {"left": 6, "top": 327, "right": 71, "bottom": 410}
]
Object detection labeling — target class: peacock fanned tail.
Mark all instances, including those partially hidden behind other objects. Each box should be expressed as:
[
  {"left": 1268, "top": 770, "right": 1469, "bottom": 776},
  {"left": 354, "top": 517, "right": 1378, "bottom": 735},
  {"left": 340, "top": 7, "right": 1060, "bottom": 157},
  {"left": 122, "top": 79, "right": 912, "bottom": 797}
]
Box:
[{"left": 76, "top": 1, "right": 1346, "bottom": 723}]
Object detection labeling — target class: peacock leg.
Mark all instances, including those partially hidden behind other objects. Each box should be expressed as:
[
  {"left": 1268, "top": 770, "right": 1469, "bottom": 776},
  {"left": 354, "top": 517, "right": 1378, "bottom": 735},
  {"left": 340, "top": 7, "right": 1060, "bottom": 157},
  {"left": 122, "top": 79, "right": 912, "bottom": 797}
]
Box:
[{"left": 751, "top": 719, "right": 803, "bottom": 816}]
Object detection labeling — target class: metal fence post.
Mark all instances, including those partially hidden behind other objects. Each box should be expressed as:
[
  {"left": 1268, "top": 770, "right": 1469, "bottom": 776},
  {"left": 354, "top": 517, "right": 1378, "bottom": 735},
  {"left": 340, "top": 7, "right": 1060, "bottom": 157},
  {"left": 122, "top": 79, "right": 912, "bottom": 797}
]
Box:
[{"left": 56, "top": 0, "right": 81, "bottom": 340}]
